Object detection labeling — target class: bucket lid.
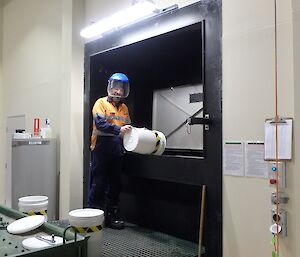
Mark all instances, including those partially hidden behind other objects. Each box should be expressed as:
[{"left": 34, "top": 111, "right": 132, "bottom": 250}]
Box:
[
  {"left": 69, "top": 208, "right": 104, "bottom": 227},
  {"left": 19, "top": 196, "right": 48, "bottom": 204},
  {"left": 69, "top": 208, "right": 104, "bottom": 219},
  {"left": 7, "top": 215, "right": 45, "bottom": 234},
  {"left": 18, "top": 200, "right": 48, "bottom": 209},
  {"left": 22, "top": 236, "right": 63, "bottom": 250}
]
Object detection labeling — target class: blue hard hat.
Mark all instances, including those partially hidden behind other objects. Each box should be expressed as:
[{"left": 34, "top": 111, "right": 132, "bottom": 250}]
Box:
[{"left": 108, "top": 73, "right": 129, "bottom": 83}]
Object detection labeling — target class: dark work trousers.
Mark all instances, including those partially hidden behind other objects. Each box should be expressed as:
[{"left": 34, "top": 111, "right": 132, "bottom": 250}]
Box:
[{"left": 88, "top": 150, "right": 123, "bottom": 209}]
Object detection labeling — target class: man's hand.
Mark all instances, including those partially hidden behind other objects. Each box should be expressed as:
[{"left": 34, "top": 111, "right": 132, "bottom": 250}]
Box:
[{"left": 120, "top": 125, "right": 132, "bottom": 135}]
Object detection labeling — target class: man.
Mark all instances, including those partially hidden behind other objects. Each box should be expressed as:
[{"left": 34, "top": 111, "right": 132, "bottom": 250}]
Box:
[{"left": 88, "top": 73, "right": 132, "bottom": 229}]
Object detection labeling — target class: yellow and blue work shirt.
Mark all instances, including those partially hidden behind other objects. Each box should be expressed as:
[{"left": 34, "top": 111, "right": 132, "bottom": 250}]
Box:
[{"left": 91, "top": 96, "right": 131, "bottom": 155}]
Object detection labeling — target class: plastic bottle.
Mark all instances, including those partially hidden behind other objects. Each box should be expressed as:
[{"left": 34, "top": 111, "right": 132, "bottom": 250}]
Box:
[{"left": 40, "top": 118, "right": 52, "bottom": 138}]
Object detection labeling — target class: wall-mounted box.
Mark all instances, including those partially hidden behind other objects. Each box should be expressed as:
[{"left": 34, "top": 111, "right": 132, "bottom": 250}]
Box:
[
  {"left": 268, "top": 162, "right": 286, "bottom": 188},
  {"left": 271, "top": 192, "right": 289, "bottom": 205},
  {"left": 271, "top": 208, "right": 287, "bottom": 236}
]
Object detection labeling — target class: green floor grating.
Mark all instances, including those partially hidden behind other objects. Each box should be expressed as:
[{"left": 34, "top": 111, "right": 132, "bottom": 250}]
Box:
[
  {"left": 101, "top": 224, "right": 198, "bottom": 257},
  {"left": 50, "top": 220, "right": 200, "bottom": 257}
]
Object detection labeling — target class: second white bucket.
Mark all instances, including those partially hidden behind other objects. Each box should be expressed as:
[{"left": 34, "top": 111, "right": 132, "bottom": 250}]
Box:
[
  {"left": 123, "top": 127, "right": 166, "bottom": 155},
  {"left": 69, "top": 208, "right": 104, "bottom": 257},
  {"left": 18, "top": 196, "right": 48, "bottom": 220}
]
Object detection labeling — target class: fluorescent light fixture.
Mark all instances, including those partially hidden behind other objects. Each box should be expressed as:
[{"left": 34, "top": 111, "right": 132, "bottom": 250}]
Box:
[{"left": 80, "top": 0, "right": 159, "bottom": 39}]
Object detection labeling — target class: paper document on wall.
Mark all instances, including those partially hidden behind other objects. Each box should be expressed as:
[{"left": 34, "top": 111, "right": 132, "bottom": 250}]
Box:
[
  {"left": 223, "top": 141, "right": 244, "bottom": 176},
  {"left": 264, "top": 119, "right": 293, "bottom": 160},
  {"left": 245, "top": 141, "right": 268, "bottom": 178}
]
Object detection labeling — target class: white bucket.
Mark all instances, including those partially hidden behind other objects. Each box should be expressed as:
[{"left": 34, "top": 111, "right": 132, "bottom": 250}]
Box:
[
  {"left": 69, "top": 208, "right": 104, "bottom": 257},
  {"left": 18, "top": 196, "right": 48, "bottom": 220},
  {"left": 123, "top": 127, "right": 166, "bottom": 155}
]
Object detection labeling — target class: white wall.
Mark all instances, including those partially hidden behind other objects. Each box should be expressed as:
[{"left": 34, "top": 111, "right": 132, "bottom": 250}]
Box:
[
  {"left": 1, "top": 0, "right": 63, "bottom": 213},
  {"left": 0, "top": 0, "right": 84, "bottom": 218},
  {"left": 292, "top": 0, "right": 300, "bottom": 256},
  {"left": 59, "top": 0, "right": 85, "bottom": 218},
  {"left": 68, "top": 0, "right": 84, "bottom": 211},
  {"left": 223, "top": 0, "right": 295, "bottom": 256},
  {"left": 0, "top": 1, "right": 5, "bottom": 204},
  {"left": 2, "top": 0, "right": 62, "bottom": 131}
]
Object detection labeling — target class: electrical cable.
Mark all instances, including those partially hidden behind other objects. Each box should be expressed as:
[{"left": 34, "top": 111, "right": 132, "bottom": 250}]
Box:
[{"left": 274, "top": 0, "right": 280, "bottom": 256}]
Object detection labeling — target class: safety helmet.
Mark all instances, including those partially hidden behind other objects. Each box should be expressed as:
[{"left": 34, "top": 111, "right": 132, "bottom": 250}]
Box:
[{"left": 107, "top": 73, "right": 130, "bottom": 98}]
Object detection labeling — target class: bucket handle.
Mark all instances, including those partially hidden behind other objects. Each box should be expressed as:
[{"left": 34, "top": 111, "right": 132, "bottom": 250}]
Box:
[{"left": 63, "top": 225, "right": 78, "bottom": 244}]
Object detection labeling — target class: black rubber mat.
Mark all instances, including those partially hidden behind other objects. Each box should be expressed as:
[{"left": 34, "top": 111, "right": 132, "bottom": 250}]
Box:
[{"left": 101, "top": 223, "right": 198, "bottom": 257}]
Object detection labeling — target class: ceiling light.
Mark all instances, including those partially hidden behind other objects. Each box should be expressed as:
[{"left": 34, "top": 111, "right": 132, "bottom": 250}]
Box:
[{"left": 80, "top": 0, "right": 159, "bottom": 39}]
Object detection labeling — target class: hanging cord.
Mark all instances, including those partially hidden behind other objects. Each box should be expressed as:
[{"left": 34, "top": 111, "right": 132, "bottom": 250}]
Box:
[
  {"left": 165, "top": 107, "right": 203, "bottom": 139},
  {"left": 274, "top": 0, "right": 280, "bottom": 256}
]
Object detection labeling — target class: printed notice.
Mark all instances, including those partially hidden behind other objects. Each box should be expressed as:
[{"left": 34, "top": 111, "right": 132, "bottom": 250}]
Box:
[
  {"left": 264, "top": 119, "right": 293, "bottom": 160},
  {"left": 245, "top": 141, "right": 268, "bottom": 178},
  {"left": 223, "top": 141, "right": 244, "bottom": 176}
]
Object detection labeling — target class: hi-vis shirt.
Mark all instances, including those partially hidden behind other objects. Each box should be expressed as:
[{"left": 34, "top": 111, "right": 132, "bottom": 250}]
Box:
[{"left": 91, "top": 96, "right": 131, "bottom": 151}]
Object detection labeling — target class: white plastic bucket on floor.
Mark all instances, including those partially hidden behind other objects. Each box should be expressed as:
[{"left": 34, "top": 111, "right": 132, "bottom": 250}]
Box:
[
  {"left": 123, "top": 127, "right": 166, "bottom": 155},
  {"left": 18, "top": 196, "right": 48, "bottom": 220},
  {"left": 69, "top": 208, "right": 104, "bottom": 257}
]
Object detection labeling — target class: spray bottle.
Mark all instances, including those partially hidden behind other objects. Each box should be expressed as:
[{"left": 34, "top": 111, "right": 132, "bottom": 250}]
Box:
[{"left": 41, "top": 118, "right": 52, "bottom": 138}]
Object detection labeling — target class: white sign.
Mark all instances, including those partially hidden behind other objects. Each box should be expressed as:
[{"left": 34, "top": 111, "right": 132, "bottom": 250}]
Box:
[
  {"left": 264, "top": 119, "right": 293, "bottom": 160},
  {"left": 245, "top": 141, "right": 268, "bottom": 178},
  {"left": 223, "top": 141, "right": 244, "bottom": 177}
]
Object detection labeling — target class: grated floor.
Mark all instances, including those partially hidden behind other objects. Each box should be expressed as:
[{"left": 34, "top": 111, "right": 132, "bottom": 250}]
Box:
[
  {"left": 101, "top": 223, "right": 198, "bottom": 257},
  {"left": 50, "top": 220, "right": 199, "bottom": 257}
]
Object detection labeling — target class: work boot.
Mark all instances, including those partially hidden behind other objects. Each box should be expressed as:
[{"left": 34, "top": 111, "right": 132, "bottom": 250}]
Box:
[{"left": 105, "top": 206, "right": 125, "bottom": 230}]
